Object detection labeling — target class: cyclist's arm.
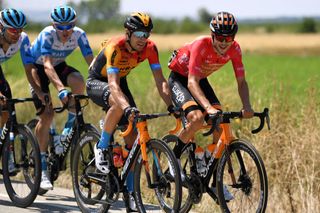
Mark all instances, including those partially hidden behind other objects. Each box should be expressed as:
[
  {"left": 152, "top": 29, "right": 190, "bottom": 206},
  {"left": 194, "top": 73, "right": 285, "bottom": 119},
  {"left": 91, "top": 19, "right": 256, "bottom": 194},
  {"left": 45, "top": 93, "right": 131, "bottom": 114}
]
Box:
[
  {"left": 152, "top": 69, "right": 172, "bottom": 107},
  {"left": 24, "top": 64, "right": 47, "bottom": 102},
  {"left": 84, "top": 55, "right": 94, "bottom": 66},
  {"left": 188, "top": 73, "right": 218, "bottom": 114},
  {"left": 43, "top": 55, "right": 65, "bottom": 92},
  {"left": 236, "top": 76, "right": 253, "bottom": 118},
  {"left": 108, "top": 72, "right": 130, "bottom": 110}
]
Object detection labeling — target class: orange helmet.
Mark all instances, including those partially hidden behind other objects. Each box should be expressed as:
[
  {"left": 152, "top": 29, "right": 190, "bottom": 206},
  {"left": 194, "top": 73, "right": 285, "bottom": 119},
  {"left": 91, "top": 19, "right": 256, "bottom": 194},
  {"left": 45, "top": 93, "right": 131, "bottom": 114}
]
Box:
[
  {"left": 210, "top": 12, "right": 238, "bottom": 36},
  {"left": 124, "top": 12, "right": 153, "bottom": 32}
]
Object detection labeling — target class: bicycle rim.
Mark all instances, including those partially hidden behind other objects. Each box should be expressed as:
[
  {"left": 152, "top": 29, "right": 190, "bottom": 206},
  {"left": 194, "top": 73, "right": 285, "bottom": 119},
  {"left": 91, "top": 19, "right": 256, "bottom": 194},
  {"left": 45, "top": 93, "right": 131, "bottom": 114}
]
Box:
[
  {"left": 72, "top": 130, "right": 109, "bottom": 213},
  {"left": 134, "top": 138, "right": 182, "bottom": 213},
  {"left": 216, "top": 139, "right": 268, "bottom": 213},
  {"left": 2, "top": 125, "right": 41, "bottom": 207}
]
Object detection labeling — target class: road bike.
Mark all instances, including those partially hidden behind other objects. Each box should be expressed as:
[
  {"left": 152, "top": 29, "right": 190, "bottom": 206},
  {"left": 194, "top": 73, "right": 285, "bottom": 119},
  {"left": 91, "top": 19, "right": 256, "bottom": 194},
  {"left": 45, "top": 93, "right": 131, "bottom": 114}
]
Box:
[
  {"left": 163, "top": 108, "right": 270, "bottom": 213},
  {"left": 27, "top": 94, "right": 99, "bottom": 195},
  {"left": 72, "top": 112, "right": 182, "bottom": 213},
  {"left": 0, "top": 97, "right": 41, "bottom": 207}
]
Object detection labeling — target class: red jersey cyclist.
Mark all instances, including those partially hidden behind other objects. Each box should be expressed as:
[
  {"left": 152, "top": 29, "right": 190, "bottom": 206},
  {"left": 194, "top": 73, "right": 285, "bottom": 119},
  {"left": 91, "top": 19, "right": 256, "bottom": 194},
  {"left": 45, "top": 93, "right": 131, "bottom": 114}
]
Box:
[
  {"left": 86, "top": 12, "right": 174, "bottom": 211},
  {"left": 168, "top": 11, "right": 254, "bottom": 201}
]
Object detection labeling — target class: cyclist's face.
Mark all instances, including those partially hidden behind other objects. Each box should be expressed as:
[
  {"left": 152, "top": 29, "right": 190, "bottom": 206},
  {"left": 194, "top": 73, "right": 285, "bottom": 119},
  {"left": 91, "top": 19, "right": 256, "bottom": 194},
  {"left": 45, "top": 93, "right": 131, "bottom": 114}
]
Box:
[
  {"left": 212, "top": 33, "right": 234, "bottom": 55},
  {"left": 54, "top": 23, "right": 75, "bottom": 43},
  {"left": 4, "top": 27, "right": 23, "bottom": 44},
  {"left": 129, "top": 31, "right": 149, "bottom": 52}
]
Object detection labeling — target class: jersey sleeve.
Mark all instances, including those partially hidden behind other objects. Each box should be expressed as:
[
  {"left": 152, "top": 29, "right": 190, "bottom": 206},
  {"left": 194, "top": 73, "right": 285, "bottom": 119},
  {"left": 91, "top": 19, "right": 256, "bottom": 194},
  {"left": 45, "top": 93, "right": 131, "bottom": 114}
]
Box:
[
  {"left": 78, "top": 31, "right": 93, "bottom": 57},
  {"left": 230, "top": 43, "right": 245, "bottom": 78},
  {"left": 147, "top": 42, "right": 161, "bottom": 71},
  {"left": 105, "top": 45, "right": 121, "bottom": 75},
  {"left": 19, "top": 35, "right": 34, "bottom": 65},
  {"left": 188, "top": 40, "right": 206, "bottom": 77},
  {"left": 39, "top": 32, "right": 53, "bottom": 56}
]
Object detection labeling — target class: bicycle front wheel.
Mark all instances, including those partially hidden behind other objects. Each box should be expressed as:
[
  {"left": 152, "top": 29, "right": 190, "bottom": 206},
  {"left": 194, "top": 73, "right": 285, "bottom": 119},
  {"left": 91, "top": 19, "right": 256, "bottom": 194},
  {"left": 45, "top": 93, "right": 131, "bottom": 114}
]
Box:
[
  {"left": 216, "top": 139, "right": 268, "bottom": 213},
  {"left": 134, "top": 139, "right": 182, "bottom": 213},
  {"left": 2, "top": 124, "right": 41, "bottom": 207}
]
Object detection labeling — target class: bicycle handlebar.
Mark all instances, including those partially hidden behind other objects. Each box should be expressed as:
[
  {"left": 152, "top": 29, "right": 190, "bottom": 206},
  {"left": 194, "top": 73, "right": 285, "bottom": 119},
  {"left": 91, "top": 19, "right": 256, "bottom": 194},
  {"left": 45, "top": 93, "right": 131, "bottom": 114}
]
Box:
[
  {"left": 0, "top": 96, "right": 42, "bottom": 115},
  {"left": 37, "top": 93, "right": 90, "bottom": 115},
  {"left": 203, "top": 108, "right": 270, "bottom": 136}
]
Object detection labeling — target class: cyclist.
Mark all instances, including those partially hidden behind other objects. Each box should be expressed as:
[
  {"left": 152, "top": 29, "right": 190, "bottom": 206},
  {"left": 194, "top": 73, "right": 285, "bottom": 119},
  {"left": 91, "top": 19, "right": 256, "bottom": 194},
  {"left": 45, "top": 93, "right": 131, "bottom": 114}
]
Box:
[
  {"left": 29, "top": 5, "right": 93, "bottom": 190},
  {"left": 0, "top": 8, "right": 40, "bottom": 173},
  {"left": 168, "top": 11, "right": 254, "bottom": 201},
  {"left": 86, "top": 12, "right": 174, "bottom": 211}
]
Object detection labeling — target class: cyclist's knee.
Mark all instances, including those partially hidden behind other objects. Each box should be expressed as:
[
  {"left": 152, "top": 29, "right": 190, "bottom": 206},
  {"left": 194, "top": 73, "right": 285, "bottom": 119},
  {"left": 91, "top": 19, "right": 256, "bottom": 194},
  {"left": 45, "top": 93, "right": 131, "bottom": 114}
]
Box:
[{"left": 187, "top": 111, "right": 204, "bottom": 131}]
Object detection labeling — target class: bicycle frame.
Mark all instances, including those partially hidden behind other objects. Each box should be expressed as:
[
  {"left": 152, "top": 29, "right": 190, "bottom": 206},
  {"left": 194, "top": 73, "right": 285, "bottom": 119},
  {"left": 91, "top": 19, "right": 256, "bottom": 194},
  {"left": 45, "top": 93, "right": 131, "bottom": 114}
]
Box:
[
  {"left": 171, "top": 108, "right": 270, "bottom": 201},
  {"left": 0, "top": 98, "right": 36, "bottom": 173}
]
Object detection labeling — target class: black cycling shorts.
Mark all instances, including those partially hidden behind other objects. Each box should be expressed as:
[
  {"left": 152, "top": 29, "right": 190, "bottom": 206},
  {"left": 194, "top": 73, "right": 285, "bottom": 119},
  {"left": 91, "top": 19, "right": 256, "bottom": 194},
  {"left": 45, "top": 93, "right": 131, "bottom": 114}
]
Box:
[
  {"left": 168, "top": 71, "right": 220, "bottom": 115},
  {"left": 86, "top": 76, "right": 136, "bottom": 126},
  {"left": 0, "top": 66, "right": 12, "bottom": 111},
  {"left": 31, "top": 62, "right": 80, "bottom": 109}
]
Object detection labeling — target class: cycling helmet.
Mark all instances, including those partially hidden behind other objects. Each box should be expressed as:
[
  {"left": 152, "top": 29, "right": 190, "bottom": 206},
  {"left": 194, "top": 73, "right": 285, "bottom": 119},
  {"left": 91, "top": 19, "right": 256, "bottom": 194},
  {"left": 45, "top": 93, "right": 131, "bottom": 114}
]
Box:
[
  {"left": 51, "top": 6, "right": 77, "bottom": 24},
  {"left": 124, "top": 12, "right": 153, "bottom": 32},
  {"left": 0, "top": 8, "right": 27, "bottom": 29},
  {"left": 210, "top": 12, "right": 238, "bottom": 36}
]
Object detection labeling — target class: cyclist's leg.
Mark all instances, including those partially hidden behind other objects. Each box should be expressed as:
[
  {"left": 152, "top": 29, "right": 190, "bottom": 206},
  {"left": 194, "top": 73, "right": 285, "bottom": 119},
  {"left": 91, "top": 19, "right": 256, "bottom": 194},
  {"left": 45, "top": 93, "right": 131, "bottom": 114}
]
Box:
[
  {"left": 168, "top": 72, "right": 204, "bottom": 157},
  {"left": 31, "top": 64, "right": 54, "bottom": 190},
  {"left": 86, "top": 77, "right": 123, "bottom": 173},
  {"left": 57, "top": 63, "right": 85, "bottom": 135}
]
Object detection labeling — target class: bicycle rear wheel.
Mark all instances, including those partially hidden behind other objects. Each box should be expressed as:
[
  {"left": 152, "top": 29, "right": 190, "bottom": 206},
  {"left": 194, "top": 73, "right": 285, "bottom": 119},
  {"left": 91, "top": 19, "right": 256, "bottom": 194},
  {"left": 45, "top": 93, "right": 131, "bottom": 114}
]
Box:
[
  {"left": 134, "top": 138, "right": 182, "bottom": 213},
  {"left": 2, "top": 124, "right": 41, "bottom": 207},
  {"left": 72, "top": 130, "right": 110, "bottom": 213},
  {"left": 216, "top": 139, "right": 268, "bottom": 213}
]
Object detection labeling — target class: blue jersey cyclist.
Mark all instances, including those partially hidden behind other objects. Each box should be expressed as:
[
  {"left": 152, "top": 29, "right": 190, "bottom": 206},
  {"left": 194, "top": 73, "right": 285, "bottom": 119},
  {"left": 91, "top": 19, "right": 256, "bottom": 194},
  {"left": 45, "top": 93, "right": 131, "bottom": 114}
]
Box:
[
  {"left": 0, "top": 8, "right": 40, "bottom": 173},
  {"left": 29, "top": 5, "right": 94, "bottom": 190}
]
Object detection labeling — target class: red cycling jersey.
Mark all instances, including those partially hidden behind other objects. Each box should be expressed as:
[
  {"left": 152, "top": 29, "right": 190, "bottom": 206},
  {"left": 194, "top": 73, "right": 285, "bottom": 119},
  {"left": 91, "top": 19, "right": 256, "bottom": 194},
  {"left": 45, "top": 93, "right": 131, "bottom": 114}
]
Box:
[{"left": 168, "top": 36, "right": 245, "bottom": 79}]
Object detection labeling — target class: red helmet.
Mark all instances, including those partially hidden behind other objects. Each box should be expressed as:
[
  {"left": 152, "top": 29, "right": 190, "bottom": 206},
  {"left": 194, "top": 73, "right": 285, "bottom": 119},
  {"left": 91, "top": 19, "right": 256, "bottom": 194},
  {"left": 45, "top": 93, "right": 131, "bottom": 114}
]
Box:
[{"left": 210, "top": 12, "right": 238, "bottom": 36}]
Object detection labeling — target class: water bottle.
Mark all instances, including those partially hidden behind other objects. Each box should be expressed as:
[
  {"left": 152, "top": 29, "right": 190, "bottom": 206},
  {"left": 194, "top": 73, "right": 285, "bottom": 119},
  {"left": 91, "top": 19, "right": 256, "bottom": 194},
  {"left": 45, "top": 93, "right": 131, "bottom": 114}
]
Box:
[
  {"left": 113, "top": 143, "right": 124, "bottom": 168},
  {"left": 195, "top": 146, "right": 207, "bottom": 176}
]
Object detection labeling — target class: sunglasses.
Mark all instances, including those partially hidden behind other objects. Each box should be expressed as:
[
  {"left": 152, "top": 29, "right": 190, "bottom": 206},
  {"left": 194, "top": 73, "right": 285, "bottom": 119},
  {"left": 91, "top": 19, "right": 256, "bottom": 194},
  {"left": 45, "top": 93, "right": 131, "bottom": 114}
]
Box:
[
  {"left": 55, "top": 23, "right": 75, "bottom": 31},
  {"left": 133, "top": 31, "right": 150, "bottom": 39},
  {"left": 214, "top": 34, "right": 234, "bottom": 42},
  {"left": 6, "top": 28, "right": 23, "bottom": 35}
]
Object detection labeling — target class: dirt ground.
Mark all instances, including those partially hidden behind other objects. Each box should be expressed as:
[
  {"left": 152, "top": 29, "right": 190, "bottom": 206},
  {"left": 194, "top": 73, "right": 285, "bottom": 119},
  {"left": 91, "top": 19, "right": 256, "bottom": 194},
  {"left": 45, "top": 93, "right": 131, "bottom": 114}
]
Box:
[{"left": 28, "top": 32, "right": 320, "bottom": 55}]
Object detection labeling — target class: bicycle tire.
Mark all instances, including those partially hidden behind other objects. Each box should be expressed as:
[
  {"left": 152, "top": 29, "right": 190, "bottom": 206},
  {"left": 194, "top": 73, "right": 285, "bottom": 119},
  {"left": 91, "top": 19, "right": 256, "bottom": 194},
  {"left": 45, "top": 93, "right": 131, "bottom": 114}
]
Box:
[
  {"left": 72, "top": 130, "right": 110, "bottom": 213},
  {"left": 2, "top": 124, "right": 41, "bottom": 207},
  {"left": 134, "top": 138, "right": 182, "bottom": 213},
  {"left": 216, "top": 139, "right": 268, "bottom": 213},
  {"left": 163, "top": 134, "right": 193, "bottom": 213}
]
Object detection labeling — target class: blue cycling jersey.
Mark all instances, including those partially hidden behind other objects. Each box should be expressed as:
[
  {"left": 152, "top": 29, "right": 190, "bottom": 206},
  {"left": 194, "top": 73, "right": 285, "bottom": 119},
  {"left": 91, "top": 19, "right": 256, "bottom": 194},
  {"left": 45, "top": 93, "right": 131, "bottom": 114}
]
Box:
[
  {"left": 0, "top": 32, "right": 33, "bottom": 65},
  {"left": 30, "top": 26, "right": 93, "bottom": 66}
]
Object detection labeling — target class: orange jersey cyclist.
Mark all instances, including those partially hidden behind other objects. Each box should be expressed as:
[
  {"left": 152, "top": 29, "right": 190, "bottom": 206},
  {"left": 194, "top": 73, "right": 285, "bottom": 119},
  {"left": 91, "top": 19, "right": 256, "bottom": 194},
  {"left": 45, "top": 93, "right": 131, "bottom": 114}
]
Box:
[
  {"left": 168, "top": 12, "right": 254, "bottom": 201},
  {"left": 86, "top": 12, "right": 174, "bottom": 211}
]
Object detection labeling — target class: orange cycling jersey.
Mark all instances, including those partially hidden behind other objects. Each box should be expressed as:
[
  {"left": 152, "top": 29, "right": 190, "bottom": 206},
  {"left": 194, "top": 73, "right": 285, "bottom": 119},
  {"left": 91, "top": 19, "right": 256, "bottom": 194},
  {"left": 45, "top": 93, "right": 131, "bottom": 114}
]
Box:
[
  {"left": 168, "top": 36, "right": 245, "bottom": 79},
  {"left": 89, "top": 36, "right": 161, "bottom": 79}
]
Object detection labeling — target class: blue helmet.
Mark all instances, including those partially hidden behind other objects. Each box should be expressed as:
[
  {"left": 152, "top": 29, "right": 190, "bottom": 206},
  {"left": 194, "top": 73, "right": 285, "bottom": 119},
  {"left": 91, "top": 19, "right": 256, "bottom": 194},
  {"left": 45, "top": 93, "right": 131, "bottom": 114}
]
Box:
[
  {"left": 51, "top": 6, "right": 77, "bottom": 24},
  {"left": 0, "top": 8, "right": 27, "bottom": 29}
]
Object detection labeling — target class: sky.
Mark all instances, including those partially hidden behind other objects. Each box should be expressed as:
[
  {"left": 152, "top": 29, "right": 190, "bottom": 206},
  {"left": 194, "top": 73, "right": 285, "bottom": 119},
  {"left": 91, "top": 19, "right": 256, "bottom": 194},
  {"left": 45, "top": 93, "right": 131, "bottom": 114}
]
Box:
[{"left": 5, "top": 0, "right": 320, "bottom": 21}]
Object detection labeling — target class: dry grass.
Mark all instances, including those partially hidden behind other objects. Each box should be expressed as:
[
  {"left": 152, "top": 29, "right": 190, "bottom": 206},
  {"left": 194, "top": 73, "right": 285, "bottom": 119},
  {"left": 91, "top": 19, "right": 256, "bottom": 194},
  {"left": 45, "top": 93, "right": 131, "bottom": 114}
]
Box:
[{"left": 27, "top": 32, "right": 320, "bottom": 55}]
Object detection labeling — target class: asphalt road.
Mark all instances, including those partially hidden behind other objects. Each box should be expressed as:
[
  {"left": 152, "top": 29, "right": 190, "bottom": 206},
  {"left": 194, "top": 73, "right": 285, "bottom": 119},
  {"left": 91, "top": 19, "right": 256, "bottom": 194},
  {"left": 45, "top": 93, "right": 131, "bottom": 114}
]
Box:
[{"left": 0, "top": 179, "right": 162, "bottom": 212}]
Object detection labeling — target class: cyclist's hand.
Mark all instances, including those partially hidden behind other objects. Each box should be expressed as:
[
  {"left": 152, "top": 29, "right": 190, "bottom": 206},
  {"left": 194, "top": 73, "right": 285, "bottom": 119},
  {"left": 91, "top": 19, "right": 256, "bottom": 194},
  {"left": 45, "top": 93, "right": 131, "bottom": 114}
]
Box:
[
  {"left": 241, "top": 107, "right": 254, "bottom": 118},
  {"left": 124, "top": 106, "right": 139, "bottom": 122},
  {"left": 167, "top": 105, "right": 181, "bottom": 118},
  {"left": 58, "top": 89, "right": 70, "bottom": 105},
  {"left": 206, "top": 106, "right": 221, "bottom": 115},
  {"left": 38, "top": 92, "right": 50, "bottom": 105},
  {"left": 0, "top": 93, "right": 6, "bottom": 106}
]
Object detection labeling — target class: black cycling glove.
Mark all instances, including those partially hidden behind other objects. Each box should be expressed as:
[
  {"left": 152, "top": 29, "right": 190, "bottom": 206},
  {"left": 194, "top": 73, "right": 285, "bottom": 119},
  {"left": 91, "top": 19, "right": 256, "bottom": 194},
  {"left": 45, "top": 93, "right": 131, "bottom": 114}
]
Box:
[{"left": 124, "top": 106, "right": 140, "bottom": 120}]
